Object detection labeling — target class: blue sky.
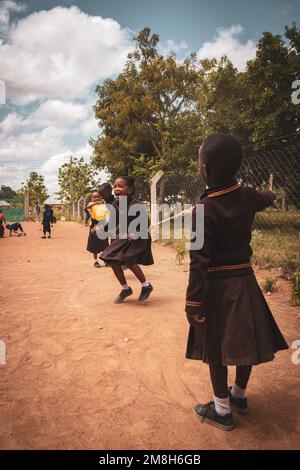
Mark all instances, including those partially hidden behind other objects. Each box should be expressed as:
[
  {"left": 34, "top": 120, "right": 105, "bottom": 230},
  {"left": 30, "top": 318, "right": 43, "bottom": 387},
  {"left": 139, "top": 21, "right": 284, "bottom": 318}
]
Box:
[{"left": 0, "top": 0, "right": 299, "bottom": 192}]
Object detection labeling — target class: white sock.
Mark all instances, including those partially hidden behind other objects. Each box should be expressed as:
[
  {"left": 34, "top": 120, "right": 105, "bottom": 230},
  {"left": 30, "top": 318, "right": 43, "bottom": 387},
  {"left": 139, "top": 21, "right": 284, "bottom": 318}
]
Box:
[
  {"left": 141, "top": 281, "right": 150, "bottom": 287},
  {"left": 121, "top": 283, "right": 129, "bottom": 290},
  {"left": 214, "top": 395, "right": 231, "bottom": 416},
  {"left": 231, "top": 383, "right": 246, "bottom": 399}
]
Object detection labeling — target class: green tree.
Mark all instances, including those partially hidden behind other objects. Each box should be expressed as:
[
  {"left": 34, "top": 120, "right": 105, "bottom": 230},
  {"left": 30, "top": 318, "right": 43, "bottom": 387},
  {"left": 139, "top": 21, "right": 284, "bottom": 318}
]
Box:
[
  {"left": 21, "top": 172, "right": 48, "bottom": 205},
  {"left": 58, "top": 157, "right": 97, "bottom": 202},
  {"left": 241, "top": 25, "right": 300, "bottom": 144},
  {"left": 91, "top": 27, "right": 202, "bottom": 180},
  {"left": 0, "top": 185, "right": 17, "bottom": 200}
]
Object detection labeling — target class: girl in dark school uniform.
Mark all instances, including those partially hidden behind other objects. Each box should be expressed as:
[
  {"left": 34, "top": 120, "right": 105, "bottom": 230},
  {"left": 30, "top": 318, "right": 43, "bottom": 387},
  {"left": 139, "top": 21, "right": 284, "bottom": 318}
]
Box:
[
  {"left": 100, "top": 176, "right": 154, "bottom": 303},
  {"left": 185, "top": 133, "right": 288, "bottom": 431},
  {"left": 41, "top": 205, "right": 53, "bottom": 239},
  {"left": 85, "top": 190, "right": 110, "bottom": 268}
]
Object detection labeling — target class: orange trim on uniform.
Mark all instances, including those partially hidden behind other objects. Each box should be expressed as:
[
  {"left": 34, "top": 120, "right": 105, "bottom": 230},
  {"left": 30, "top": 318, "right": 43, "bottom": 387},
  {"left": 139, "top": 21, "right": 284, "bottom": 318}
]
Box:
[
  {"left": 185, "top": 300, "right": 202, "bottom": 306},
  {"left": 208, "top": 183, "right": 241, "bottom": 198},
  {"left": 207, "top": 262, "right": 252, "bottom": 272}
]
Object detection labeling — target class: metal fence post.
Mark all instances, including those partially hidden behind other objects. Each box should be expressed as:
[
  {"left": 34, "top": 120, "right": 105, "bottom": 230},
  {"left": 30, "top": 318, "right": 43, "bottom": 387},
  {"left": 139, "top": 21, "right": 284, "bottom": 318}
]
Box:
[{"left": 150, "top": 170, "right": 164, "bottom": 241}]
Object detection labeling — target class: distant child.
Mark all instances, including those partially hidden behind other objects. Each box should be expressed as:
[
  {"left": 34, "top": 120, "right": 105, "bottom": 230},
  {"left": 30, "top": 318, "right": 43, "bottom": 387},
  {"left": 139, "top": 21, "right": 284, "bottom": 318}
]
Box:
[
  {"left": 34, "top": 201, "right": 41, "bottom": 222},
  {"left": 0, "top": 209, "right": 6, "bottom": 237},
  {"left": 100, "top": 176, "right": 154, "bottom": 303},
  {"left": 41, "top": 204, "right": 53, "bottom": 239},
  {"left": 85, "top": 190, "right": 110, "bottom": 268},
  {"left": 6, "top": 222, "right": 26, "bottom": 237},
  {"left": 185, "top": 133, "right": 288, "bottom": 431},
  {"left": 99, "top": 182, "right": 116, "bottom": 207}
]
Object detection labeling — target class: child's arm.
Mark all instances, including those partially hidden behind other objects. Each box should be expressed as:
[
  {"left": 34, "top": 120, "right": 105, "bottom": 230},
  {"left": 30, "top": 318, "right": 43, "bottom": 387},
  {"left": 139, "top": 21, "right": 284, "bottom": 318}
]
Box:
[
  {"left": 84, "top": 201, "right": 99, "bottom": 211},
  {"left": 185, "top": 203, "right": 217, "bottom": 323},
  {"left": 246, "top": 187, "right": 275, "bottom": 212}
]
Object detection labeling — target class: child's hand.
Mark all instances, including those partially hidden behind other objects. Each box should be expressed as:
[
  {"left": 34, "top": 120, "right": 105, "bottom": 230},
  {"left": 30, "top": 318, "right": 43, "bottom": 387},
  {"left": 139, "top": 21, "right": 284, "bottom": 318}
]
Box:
[
  {"left": 186, "top": 312, "right": 206, "bottom": 326},
  {"left": 91, "top": 227, "right": 97, "bottom": 233}
]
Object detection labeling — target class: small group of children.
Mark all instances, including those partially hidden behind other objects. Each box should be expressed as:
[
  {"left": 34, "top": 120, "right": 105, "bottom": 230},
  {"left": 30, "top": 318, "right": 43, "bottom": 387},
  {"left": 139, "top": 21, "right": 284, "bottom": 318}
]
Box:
[
  {"left": 184, "top": 133, "right": 288, "bottom": 431},
  {"left": 82, "top": 132, "right": 287, "bottom": 432},
  {"left": 85, "top": 183, "right": 115, "bottom": 268},
  {"left": 86, "top": 178, "right": 154, "bottom": 303}
]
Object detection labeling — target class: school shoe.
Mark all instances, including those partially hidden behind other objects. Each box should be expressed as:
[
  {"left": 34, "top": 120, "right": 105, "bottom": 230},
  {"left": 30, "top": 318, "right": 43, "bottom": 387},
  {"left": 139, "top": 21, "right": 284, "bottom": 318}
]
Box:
[
  {"left": 138, "top": 283, "right": 153, "bottom": 302},
  {"left": 228, "top": 387, "right": 249, "bottom": 415},
  {"left": 48, "top": 235, "right": 51, "bottom": 239},
  {"left": 114, "top": 287, "right": 133, "bottom": 304},
  {"left": 94, "top": 261, "right": 101, "bottom": 268},
  {"left": 193, "top": 402, "right": 234, "bottom": 431},
  {"left": 41, "top": 235, "right": 46, "bottom": 239}
]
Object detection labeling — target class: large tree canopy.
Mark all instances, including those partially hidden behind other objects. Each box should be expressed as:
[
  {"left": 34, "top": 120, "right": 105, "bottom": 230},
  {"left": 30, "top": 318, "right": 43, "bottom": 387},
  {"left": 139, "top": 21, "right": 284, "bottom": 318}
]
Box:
[{"left": 91, "top": 24, "right": 300, "bottom": 180}]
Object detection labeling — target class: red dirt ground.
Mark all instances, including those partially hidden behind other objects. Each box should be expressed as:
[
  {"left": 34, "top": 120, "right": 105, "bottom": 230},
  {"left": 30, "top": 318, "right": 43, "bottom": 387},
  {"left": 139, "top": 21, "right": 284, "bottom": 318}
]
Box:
[{"left": 0, "top": 221, "right": 299, "bottom": 450}]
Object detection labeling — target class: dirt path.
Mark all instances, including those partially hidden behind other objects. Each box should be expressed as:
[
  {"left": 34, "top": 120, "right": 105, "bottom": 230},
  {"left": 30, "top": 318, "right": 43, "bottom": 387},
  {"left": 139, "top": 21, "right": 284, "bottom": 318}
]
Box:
[{"left": 0, "top": 222, "right": 299, "bottom": 450}]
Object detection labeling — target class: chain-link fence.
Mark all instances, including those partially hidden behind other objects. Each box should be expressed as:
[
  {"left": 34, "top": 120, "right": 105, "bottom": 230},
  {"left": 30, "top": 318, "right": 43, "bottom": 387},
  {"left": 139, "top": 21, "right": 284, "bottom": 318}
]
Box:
[{"left": 154, "top": 135, "right": 300, "bottom": 233}]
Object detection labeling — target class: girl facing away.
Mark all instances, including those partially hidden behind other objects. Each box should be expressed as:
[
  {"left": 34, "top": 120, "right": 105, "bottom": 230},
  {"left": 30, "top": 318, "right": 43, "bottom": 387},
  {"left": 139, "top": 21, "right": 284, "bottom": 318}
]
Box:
[{"left": 185, "top": 133, "right": 288, "bottom": 431}]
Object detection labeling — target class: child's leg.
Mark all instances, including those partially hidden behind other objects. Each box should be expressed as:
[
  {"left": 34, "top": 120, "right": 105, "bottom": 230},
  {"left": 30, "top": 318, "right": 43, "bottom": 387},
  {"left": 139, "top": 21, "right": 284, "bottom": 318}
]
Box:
[
  {"left": 110, "top": 261, "right": 133, "bottom": 303},
  {"left": 209, "top": 364, "right": 231, "bottom": 416},
  {"left": 231, "top": 366, "right": 252, "bottom": 398},
  {"left": 127, "top": 264, "right": 153, "bottom": 301},
  {"left": 18, "top": 223, "right": 23, "bottom": 233},
  {"left": 127, "top": 264, "right": 146, "bottom": 283},
  {"left": 209, "top": 364, "right": 228, "bottom": 398},
  {"left": 93, "top": 252, "right": 100, "bottom": 267},
  {"left": 110, "top": 261, "right": 127, "bottom": 286}
]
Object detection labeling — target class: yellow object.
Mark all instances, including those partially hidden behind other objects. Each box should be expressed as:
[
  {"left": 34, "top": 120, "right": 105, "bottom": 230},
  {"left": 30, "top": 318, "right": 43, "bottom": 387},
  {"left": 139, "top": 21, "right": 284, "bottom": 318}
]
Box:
[{"left": 89, "top": 204, "right": 109, "bottom": 222}]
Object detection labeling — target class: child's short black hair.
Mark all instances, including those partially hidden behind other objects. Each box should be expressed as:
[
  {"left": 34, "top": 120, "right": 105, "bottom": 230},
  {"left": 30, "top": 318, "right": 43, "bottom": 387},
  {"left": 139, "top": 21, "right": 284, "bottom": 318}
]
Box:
[
  {"left": 45, "top": 204, "right": 50, "bottom": 210},
  {"left": 200, "top": 133, "right": 243, "bottom": 182},
  {"left": 119, "top": 176, "right": 135, "bottom": 191},
  {"left": 99, "top": 183, "right": 112, "bottom": 194}
]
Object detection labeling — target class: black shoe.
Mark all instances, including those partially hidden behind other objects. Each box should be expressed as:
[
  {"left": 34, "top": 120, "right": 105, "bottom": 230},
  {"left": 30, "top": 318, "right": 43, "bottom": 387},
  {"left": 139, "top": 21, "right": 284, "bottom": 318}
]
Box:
[
  {"left": 114, "top": 287, "right": 133, "bottom": 304},
  {"left": 94, "top": 261, "right": 101, "bottom": 268},
  {"left": 194, "top": 402, "right": 234, "bottom": 431},
  {"left": 41, "top": 235, "right": 46, "bottom": 239},
  {"left": 229, "top": 387, "right": 248, "bottom": 414},
  {"left": 48, "top": 235, "right": 51, "bottom": 239},
  {"left": 138, "top": 283, "right": 153, "bottom": 302}
]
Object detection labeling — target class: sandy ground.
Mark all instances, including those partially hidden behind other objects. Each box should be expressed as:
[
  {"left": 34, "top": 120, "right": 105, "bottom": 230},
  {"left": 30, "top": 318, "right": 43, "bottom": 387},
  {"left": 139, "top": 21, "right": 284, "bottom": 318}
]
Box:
[{"left": 0, "top": 221, "right": 299, "bottom": 450}]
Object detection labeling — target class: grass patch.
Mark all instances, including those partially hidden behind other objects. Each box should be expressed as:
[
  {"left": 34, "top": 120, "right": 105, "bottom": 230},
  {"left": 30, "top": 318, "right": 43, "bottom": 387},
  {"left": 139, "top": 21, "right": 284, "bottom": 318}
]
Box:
[{"left": 251, "top": 229, "right": 300, "bottom": 274}]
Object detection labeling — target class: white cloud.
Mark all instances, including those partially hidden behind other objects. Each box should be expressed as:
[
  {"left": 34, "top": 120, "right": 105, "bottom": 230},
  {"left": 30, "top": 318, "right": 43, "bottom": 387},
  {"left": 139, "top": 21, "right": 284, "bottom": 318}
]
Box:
[
  {"left": 197, "top": 25, "right": 257, "bottom": 71},
  {"left": 27, "top": 99, "right": 89, "bottom": 128},
  {"left": 0, "top": 6, "right": 132, "bottom": 103},
  {"left": 0, "top": 111, "right": 26, "bottom": 135},
  {"left": 158, "top": 39, "right": 189, "bottom": 56},
  {"left": 80, "top": 116, "right": 99, "bottom": 136},
  {"left": 0, "top": 0, "right": 25, "bottom": 26},
  {"left": 0, "top": 126, "right": 67, "bottom": 162},
  {"left": 0, "top": 98, "right": 97, "bottom": 136},
  {"left": 0, "top": 162, "right": 27, "bottom": 188}
]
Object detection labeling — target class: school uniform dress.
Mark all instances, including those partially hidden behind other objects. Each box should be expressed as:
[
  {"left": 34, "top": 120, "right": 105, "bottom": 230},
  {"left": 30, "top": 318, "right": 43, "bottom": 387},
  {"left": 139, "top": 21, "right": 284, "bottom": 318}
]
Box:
[
  {"left": 87, "top": 204, "right": 110, "bottom": 253},
  {"left": 42, "top": 210, "right": 52, "bottom": 235},
  {"left": 100, "top": 195, "right": 154, "bottom": 266},
  {"left": 185, "top": 182, "right": 288, "bottom": 366}
]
